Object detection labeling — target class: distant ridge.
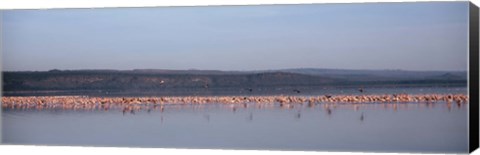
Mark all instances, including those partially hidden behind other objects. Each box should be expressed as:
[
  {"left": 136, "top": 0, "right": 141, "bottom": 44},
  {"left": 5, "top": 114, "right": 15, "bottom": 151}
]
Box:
[
  {"left": 2, "top": 68, "right": 467, "bottom": 96},
  {"left": 5, "top": 68, "right": 467, "bottom": 81},
  {"left": 39, "top": 68, "right": 467, "bottom": 81}
]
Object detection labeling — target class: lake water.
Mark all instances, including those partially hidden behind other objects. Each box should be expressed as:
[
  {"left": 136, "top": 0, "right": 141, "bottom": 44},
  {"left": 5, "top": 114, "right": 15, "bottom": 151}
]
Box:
[
  {"left": 3, "top": 85, "right": 468, "bottom": 97},
  {"left": 1, "top": 87, "right": 469, "bottom": 153}
]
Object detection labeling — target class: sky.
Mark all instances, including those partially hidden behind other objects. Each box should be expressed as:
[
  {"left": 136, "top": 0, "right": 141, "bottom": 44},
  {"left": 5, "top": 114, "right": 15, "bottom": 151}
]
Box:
[{"left": 1, "top": 2, "right": 469, "bottom": 71}]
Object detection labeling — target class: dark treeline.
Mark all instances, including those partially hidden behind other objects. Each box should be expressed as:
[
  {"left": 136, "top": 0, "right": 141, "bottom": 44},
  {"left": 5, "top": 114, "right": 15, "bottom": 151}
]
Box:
[{"left": 2, "top": 69, "right": 467, "bottom": 96}]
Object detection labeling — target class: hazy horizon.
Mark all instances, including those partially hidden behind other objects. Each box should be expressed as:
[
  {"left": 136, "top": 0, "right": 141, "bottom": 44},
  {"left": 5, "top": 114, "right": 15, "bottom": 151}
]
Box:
[{"left": 1, "top": 2, "right": 469, "bottom": 72}]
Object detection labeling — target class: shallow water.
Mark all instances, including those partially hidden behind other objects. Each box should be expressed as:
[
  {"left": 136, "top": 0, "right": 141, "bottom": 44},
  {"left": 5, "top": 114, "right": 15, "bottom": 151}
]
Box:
[
  {"left": 1, "top": 86, "right": 469, "bottom": 153},
  {"left": 3, "top": 86, "right": 468, "bottom": 97},
  {"left": 2, "top": 101, "right": 468, "bottom": 153}
]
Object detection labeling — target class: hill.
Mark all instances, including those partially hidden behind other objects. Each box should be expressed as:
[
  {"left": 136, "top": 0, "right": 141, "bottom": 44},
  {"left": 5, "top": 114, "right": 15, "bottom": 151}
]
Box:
[{"left": 2, "top": 69, "right": 467, "bottom": 96}]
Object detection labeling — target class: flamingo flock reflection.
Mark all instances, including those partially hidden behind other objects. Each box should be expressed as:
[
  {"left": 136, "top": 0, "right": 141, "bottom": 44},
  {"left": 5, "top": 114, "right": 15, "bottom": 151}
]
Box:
[{"left": 2, "top": 94, "right": 468, "bottom": 116}]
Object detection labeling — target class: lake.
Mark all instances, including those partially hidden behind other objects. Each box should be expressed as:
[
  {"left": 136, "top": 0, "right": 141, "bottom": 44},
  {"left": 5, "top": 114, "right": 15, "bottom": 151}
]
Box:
[{"left": 1, "top": 86, "right": 469, "bottom": 153}]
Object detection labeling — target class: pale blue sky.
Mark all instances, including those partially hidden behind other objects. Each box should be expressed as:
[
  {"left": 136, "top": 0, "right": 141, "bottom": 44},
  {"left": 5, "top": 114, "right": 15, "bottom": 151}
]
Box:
[{"left": 1, "top": 2, "right": 469, "bottom": 71}]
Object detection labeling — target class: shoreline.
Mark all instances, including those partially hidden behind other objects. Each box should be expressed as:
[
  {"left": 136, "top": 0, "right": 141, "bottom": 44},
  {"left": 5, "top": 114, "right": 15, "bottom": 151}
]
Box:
[{"left": 2, "top": 85, "right": 467, "bottom": 97}]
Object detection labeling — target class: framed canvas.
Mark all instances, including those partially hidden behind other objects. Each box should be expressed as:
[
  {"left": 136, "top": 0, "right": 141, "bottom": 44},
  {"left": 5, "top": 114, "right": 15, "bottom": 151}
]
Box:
[{"left": 1, "top": 0, "right": 479, "bottom": 154}]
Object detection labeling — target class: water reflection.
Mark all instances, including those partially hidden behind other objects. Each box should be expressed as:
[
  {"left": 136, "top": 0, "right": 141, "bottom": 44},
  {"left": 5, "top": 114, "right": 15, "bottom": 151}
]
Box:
[
  {"left": 247, "top": 112, "right": 253, "bottom": 121},
  {"left": 360, "top": 112, "right": 365, "bottom": 122},
  {"left": 295, "top": 110, "right": 301, "bottom": 119},
  {"left": 2, "top": 100, "right": 468, "bottom": 153},
  {"left": 204, "top": 114, "right": 210, "bottom": 122},
  {"left": 2, "top": 100, "right": 468, "bottom": 123}
]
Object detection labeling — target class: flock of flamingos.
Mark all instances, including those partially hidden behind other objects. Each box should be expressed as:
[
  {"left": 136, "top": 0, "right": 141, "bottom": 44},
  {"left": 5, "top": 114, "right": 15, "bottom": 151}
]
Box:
[{"left": 1, "top": 93, "right": 469, "bottom": 113}]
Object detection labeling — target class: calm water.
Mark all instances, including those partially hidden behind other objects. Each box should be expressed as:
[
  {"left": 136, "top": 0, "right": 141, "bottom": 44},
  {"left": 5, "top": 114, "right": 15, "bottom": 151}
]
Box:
[
  {"left": 1, "top": 87, "right": 469, "bottom": 153},
  {"left": 3, "top": 86, "right": 468, "bottom": 97}
]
